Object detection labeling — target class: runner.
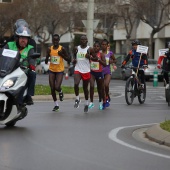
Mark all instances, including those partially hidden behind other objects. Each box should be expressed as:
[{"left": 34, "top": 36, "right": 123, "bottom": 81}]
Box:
[
  {"left": 101, "top": 39, "right": 116, "bottom": 109},
  {"left": 89, "top": 41, "right": 106, "bottom": 110},
  {"left": 45, "top": 34, "right": 70, "bottom": 111},
  {"left": 73, "top": 35, "right": 95, "bottom": 113}
]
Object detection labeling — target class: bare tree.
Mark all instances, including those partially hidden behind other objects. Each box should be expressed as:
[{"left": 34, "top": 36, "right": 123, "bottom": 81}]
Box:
[
  {"left": 119, "top": 3, "right": 138, "bottom": 53},
  {"left": 132, "top": 0, "right": 170, "bottom": 58}
]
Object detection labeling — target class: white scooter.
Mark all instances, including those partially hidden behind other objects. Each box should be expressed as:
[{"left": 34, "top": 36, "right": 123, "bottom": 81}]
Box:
[{"left": 0, "top": 48, "right": 40, "bottom": 127}]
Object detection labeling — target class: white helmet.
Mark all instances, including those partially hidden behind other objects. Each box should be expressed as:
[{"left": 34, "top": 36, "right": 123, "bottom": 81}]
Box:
[
  {"left": 15, "top": 26, "right": 31, "bottom": 37},
  {"left": 14, "top": 19, "right": 29, "bottom": 32}
]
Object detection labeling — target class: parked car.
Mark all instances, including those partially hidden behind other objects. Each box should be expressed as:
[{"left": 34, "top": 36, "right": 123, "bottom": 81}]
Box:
[
  {"left": 121, "top": 59, "right": 163, "bottom": 81},
  {"left": 144, "top": 59, "right": 163, "bottom": 81},
  {"left": 41, "top": 57, "right": 49, "bottom": 74},
  {"left": 111, "top": 54, "right": 127, "bottom": 79}
]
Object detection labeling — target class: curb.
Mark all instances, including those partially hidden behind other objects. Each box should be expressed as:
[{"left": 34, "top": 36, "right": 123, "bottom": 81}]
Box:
[
  {"left": 145, "top": 124, "right": 170, "bottom": 147},
  {"left": 32, "top": 93, "right": 99, "bottom": 101},
  {"left": 32, "top": 92, "right": 122, "bottom": 101}
]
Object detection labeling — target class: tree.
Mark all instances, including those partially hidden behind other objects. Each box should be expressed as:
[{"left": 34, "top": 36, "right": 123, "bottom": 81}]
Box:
[{"left": 132, "top": 0, "right": 170, "bottom": 58}]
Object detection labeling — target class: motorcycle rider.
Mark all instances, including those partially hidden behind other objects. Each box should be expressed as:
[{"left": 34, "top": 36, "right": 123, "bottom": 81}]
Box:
[
  {"left": 3, "top": 25, "right": 36, "bottom": 109},
  {"left": 0, "top": 19, "right": 37, "bottom": 51},
  {"left": 157, "top": 42, "right": 170, "bottom": 88},
  {"left": 121, "top": 40, "right": 148, "bottom": 88}
]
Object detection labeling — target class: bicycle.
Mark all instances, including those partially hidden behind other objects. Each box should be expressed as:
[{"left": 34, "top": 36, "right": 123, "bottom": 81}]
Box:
[{"left": 123, "top": 65, "right": 147, "bottom": 105}]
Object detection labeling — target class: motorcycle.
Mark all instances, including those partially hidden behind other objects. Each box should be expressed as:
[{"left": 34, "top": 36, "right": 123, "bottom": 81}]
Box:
[{"left": 0, "top": 48, "right": 40, "bottom": 127}]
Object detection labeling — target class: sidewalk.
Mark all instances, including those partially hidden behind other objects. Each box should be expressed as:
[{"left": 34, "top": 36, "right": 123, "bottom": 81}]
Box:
[{"left": 145, "top": 124, "right": 170, "bottom": 147}]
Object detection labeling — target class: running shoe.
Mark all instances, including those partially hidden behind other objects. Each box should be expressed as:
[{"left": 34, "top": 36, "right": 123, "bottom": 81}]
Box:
[
  {"left": 108, "top": 95, "right": 111, "bottom": 102},
  {"left": 88, "top": 102, "right": 94, "bottom": 109},
  {"left": 105, "top": 100, "right": 110, "bottom": 107},
  {"left": 52, "top": 106, "right": 59, "bottom": 111},
  {"left": 99, "top": 102, "right": 103, "bottom": 110},
  {"left": 74, "top": 99, "right": 80, "bottom": 108},
  {"left": 84, "top": 105, "right": 89, "bottom": 113},
  {"left": 59, "top": 92, "right": 64, "bottom": 101},
  {"left": 103, "top": 103, "right": 106, "bottom": 110}
]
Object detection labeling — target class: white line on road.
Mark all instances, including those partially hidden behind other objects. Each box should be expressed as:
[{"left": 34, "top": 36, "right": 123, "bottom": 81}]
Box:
[{"left": 109, "top": 123, "right": 170, "bottom": 159}]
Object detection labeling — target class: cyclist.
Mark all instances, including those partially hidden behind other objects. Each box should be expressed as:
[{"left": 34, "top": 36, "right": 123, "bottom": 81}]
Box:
[
  {"left": 89, "top": 41, "right": 106, "bottom": 110},
  {"left": 101, "top": 39, "right": 116, "bottom": 109},
  {"left": 45, "top": 34, "right": 70, "bottom": 111},
  {"left": 121, "top": 40, "right": 148, "bottom": 88},
  {"left": 157, "top": 42, "right": 170, "bottom": 89}
]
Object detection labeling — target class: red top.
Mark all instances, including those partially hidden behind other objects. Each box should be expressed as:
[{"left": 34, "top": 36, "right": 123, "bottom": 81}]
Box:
[{"left": 90, "top": 52, "right": 103, "bottom": 72}]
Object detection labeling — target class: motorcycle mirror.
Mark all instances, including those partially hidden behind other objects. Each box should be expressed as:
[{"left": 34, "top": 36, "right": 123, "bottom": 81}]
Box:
[{"left": 29, "top": 53, "right": 41, "bottom": 59}]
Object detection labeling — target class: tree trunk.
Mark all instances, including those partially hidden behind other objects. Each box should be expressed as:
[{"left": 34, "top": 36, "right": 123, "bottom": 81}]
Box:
[
  {"left": 126, "top": 36, "right": 131, "bottom": 54},
  {"left": 148, "top": 31, "right": 154, "bottom": 59}
]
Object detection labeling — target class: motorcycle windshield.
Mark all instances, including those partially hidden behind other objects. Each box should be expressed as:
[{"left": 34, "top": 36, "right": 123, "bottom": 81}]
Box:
[{"left": 0, "top": 49, "right": 20, "bottom": 77}]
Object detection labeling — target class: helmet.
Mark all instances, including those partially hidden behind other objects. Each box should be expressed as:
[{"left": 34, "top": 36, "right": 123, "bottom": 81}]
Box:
[
  {"left": 15, "top": 26, "right": 31, "bottom": 37},
  {"left": 14, "top": 19, "right": 29, "bottom": 32},
  {"left": 131, "top": 40, "right": 141, "bottom": 46}
]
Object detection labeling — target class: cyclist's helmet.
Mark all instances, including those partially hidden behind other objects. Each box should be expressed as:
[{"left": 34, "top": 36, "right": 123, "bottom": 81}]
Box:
[
  {"left": 131, "top": 40, "right": 141, "bottom": 46},
  {"left": 15, "top": 26, "right": 31, "bottom": 37},
  {"left": 14, "top": 19, "right": 29, "bottom": 32}
]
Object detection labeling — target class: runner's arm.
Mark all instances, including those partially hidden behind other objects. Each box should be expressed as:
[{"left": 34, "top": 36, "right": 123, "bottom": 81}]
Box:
[
  {"left": 99, "top": 53, "right": 106, "bottom": 66},
  {"left": 58, "top": 47, "right": 70, "bottom": 62}
]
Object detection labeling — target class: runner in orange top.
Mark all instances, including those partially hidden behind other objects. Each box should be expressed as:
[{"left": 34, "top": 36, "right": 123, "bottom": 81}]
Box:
[{"left": 45, "top": 34, "right": 70, "bottom": 111}]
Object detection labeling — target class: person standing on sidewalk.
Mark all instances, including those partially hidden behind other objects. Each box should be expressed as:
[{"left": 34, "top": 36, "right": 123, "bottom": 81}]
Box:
[
  {"left": 89, "top": 41, "right": 106, "bottom": 110},
  {"left": 73, "top": 35, "right": 95, "bottom": 113},
  {"left": 45, "top": 34, "right": 70, "bottom": 111},
  {"left": 101, "top": 39, "right": 117, "bottom": 109}
]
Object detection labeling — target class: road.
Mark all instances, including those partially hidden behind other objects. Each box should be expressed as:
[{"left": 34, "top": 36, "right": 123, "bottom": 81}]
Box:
[{"left": 0, "top": 74, "right": 170, "bottom": 170}]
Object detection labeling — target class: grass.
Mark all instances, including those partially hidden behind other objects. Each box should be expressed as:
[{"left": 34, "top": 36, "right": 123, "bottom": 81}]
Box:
[
  {"left": 160, "top": 120, "right": 170, "bottom": 132},
  {"left": 35, "top": 84, "right": 97, "bottom": 95}
]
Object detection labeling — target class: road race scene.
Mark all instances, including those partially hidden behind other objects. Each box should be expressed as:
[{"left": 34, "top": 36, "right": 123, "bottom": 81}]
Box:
[{"left": 0, "top": 0, "right": 170, "bottom": 170}]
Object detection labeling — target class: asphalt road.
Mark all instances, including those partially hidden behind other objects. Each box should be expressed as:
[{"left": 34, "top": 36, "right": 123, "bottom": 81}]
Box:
[{"left": 0, "top": 74, "right": 170, "bottom": 170}]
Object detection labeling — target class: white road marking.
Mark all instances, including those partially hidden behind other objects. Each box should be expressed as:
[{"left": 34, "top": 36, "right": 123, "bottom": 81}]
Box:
[{"left": 109, "top": 123, "right": 170, "bottom": 159}]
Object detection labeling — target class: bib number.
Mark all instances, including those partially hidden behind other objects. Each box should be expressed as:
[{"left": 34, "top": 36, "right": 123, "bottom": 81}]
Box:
[
  {"left": 91, "top": 61, "right": 99, "bottom": 70},
  {"left": 51, "top": 56, "right": 60, "bottom": 64}
]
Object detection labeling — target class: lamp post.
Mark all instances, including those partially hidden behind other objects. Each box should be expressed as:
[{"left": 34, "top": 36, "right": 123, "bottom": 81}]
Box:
[{"left": 87, "top": 0, "right": 94, "bottom": 46}]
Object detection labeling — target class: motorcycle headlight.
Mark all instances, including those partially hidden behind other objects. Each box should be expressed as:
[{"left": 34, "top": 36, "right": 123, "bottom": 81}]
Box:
[{"left": 3, "top": 79, "right": 15, "bottom": 88}]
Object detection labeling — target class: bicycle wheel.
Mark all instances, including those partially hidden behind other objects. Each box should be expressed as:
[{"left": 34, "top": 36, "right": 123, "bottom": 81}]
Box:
[
  {"left": 125, "top": 77, "right": 134, "bottom": 105},
  {"left": 138, "top": 83, "right": 146, "bottom": 104}
]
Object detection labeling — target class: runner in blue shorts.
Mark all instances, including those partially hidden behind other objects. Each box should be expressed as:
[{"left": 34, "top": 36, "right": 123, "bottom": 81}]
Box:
[{"left": 89, "top": 41, "right": 106, "bottom": 110}]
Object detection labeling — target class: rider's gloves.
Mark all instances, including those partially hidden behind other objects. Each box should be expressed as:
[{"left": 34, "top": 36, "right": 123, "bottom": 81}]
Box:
[
  {"left": 29, "top": 64, "right": 35, "bottom": 71},
  {"left": 157, "top": 64, "right": 161, "bottom": 69}
]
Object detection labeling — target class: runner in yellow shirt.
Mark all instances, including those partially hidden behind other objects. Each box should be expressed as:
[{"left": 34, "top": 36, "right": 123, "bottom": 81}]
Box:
[{"left": 45, "top": 34, "right": 70, "bottom": 111}]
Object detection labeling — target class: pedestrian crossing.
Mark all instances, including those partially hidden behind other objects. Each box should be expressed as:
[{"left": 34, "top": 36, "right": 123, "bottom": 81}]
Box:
[{"left": 109, "top": 85, "right": 165, "bottom": 95}]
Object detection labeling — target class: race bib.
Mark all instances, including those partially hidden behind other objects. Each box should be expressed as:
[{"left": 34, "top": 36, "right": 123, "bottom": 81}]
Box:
[
  {"left": 77, "top": 52, "right": 86, "bottom": 60},
  {"left": 91, "top": 61, "right": 99, "bottom": 70},
  {"left": 106, "top": 58, "right": 109, "bottom": 65},
  {"left": 51, "top": 56, "right": 60, "bottom": 64}
]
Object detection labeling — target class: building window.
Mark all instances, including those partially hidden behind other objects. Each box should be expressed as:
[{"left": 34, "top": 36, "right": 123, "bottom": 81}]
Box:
[{"left": 0, "top": 0, "right": 13, "bottom": 3}]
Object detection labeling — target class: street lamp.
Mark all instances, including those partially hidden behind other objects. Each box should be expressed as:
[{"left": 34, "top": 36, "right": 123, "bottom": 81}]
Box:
[{"left": 87, "top": 0, "right": 94, "bottom": 46}]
